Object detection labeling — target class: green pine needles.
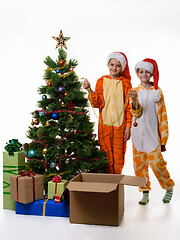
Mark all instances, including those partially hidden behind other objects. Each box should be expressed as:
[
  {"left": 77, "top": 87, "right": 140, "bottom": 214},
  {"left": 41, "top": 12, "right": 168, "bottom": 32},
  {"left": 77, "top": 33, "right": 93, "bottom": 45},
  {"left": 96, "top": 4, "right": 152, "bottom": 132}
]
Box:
[{"left": 24, "top": 48, "right": 108, "bottom": 191}]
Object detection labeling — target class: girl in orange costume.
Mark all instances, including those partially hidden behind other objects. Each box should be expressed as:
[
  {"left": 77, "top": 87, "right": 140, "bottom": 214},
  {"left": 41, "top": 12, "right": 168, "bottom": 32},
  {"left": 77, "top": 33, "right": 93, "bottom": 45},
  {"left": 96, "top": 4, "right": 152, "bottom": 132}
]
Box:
[{"left": 83, "top": 52, "right": 132, "bottom": 174}]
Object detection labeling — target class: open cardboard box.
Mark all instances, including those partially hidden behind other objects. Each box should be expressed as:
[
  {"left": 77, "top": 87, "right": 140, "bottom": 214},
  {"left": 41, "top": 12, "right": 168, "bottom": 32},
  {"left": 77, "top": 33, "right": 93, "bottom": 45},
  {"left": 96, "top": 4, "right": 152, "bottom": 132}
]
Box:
[{"left": 67, "top": 173, "right": 146, "bottom": 226}]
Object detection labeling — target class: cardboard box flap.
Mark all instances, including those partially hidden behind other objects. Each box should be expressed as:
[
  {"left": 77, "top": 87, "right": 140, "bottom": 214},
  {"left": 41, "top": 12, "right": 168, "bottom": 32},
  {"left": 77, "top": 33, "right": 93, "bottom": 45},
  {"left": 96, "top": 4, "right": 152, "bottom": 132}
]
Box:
[
  {"left": 67, "top": 182, "right": 118, "bottom": 193},
  {"left": 70, "top": 173, "right": 82, "bottom": 182},
  {"left": 119, "top": 175, "right": 146, "bottom": 187},
  {"left": 81, "top": 173, "right": 124, "bottom": 183}
]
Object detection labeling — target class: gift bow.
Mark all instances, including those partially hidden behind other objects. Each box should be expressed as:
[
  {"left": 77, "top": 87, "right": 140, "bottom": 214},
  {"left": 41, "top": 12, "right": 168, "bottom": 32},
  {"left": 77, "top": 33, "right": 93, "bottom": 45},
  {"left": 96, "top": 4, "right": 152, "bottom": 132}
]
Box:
[
  {"left": 52, "top": 175, "right": 62, "bottom": 183},
  {"left": 5, "top": 139, "right": 23, "bottom": 155},
  {"left": 52, "top": 175, "right": 66, "bottom": 195},
  {"left": 19, "top": 170, "right": 36, "bottom": 177}
]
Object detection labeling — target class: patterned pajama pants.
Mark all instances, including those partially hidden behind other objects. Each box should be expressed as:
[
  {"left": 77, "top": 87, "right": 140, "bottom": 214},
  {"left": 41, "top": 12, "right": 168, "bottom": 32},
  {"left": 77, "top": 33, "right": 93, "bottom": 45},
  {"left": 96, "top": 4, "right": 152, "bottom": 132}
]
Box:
[
  {"left": 133, "top": 145, "right": 175, "bottom": 191},
  {"left": 98, "top": 124, "right": 126, "bottom": 174}
]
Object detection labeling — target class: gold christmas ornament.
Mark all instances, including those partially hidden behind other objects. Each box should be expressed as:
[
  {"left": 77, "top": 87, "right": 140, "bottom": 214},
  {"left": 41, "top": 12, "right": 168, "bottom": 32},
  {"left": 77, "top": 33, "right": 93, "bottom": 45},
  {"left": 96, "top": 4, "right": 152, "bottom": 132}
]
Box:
[
  {"left": 61, "top": 101, "right": 66, "bottom": 107},
  {"left": 45, "top": 120, "right": 51, "bottom": 127},
  {"left": 42, "top": 147, "right": 48, "bottom": 155},
  {"left": 68, "top": 114, "right": 73, "bottom": 122},
  {"left": 52, "top": 30, "right": 70, "bottom": 49}
]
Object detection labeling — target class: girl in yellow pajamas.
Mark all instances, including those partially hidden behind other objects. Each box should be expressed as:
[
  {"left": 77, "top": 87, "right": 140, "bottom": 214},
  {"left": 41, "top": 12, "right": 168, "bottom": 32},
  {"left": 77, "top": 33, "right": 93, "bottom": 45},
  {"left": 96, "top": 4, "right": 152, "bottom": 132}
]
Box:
[{"left": 130, "top": 58, "right": 175, "bottom": 205}]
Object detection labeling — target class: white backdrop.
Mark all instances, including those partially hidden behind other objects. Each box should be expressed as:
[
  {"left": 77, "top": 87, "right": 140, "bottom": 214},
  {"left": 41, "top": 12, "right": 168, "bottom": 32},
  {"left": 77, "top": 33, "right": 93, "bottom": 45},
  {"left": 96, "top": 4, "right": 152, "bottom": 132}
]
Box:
[
  {"left": 1, "top": 0, "right": 179, "bottom": 179},
  {"left": 0, "top": 0, "right": 180, "bottom": 192}
]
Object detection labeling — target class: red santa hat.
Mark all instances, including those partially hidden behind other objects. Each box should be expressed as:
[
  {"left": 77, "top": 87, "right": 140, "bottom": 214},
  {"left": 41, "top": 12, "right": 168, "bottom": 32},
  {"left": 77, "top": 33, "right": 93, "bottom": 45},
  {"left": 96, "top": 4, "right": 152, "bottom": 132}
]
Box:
[
  {"left": 107, "top": 52, "right": 131, "bottom": 81},
  {"left": 135, "top": 58, "right": 159, "bottom": 90}
]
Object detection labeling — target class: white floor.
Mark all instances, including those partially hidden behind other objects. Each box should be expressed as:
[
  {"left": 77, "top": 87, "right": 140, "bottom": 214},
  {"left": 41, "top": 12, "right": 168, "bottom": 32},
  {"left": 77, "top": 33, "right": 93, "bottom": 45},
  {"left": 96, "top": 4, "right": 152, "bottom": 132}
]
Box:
[{"left": 0, "top": 180, "right": 180, "bottom": 240}]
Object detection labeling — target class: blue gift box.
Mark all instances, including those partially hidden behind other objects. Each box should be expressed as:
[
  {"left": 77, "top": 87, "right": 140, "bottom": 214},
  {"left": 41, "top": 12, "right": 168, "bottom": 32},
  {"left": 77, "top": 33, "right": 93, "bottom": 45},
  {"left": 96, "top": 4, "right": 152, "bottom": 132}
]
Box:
[{"left": 15, "top": 199, "right": 69, "bottom": 217}]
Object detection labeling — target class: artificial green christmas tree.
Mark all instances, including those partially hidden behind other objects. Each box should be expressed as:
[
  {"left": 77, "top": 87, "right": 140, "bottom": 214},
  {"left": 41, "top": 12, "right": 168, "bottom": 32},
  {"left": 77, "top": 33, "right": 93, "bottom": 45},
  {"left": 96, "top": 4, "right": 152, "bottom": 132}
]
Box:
[{"left": 24, "top": 30, "right": 107, "bottom": 191}]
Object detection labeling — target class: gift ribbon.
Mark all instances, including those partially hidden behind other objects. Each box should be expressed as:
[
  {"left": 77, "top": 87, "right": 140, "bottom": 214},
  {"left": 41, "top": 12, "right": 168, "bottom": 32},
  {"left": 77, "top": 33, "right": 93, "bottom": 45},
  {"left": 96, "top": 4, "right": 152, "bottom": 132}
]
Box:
[
  {"left": 43, "top": 198, "right": 48, "bottom": 216},
  {"left": 16, "top": 170, "right": 36, "bottom": 202},
  {"left": 52, "top": 176, "right": 66, "bottom": 194}
]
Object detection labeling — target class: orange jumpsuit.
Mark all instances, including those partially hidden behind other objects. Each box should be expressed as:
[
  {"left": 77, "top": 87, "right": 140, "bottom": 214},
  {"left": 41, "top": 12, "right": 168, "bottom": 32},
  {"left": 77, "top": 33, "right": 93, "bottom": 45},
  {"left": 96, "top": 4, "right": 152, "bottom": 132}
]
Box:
[{"left": 89, "top": 75, "right": 132, "bottom": 174}]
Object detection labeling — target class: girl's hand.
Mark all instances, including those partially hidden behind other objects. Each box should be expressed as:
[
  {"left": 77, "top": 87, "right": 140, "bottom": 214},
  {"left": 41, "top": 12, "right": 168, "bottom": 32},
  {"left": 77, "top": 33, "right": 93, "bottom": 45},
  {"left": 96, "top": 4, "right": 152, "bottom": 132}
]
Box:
[
  {"left": 83, "top": 79, "right": 91, "bottom": 89},
  {"left": 129, "top": 89, "right": 138, "bottom": 100},
  {"left": 124, "top": 127, "right": 131, "bottom": 142},
  {"left": 129, "top": 89, "right": 138, "bottom": 106}
]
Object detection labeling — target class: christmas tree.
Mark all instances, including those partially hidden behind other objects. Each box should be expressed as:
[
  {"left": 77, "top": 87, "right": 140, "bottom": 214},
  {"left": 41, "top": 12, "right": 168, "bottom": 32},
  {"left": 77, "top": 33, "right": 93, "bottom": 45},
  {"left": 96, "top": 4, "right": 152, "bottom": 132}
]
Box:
[{"left": 24, "top": 30, "right": 107, "bottom": 192}]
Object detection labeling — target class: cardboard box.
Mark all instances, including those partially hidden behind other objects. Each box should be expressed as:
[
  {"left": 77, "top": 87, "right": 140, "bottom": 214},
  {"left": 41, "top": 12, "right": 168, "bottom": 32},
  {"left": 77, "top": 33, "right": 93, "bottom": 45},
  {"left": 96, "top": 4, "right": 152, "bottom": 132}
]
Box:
[
  {"left": 10, "top": 174, "right": 44, "bottom": 204},
  {"left": 15, "top": 199, "right": 69, "bottom": 217},
  {"left": 67, "top": 173, "right": 146, "bottom": 226},
  {"left": 48, "top": 180, "right": 68, "bottom": 199},
  {"left": 3, "top": 151, "right": 25, "bottom": 210}
]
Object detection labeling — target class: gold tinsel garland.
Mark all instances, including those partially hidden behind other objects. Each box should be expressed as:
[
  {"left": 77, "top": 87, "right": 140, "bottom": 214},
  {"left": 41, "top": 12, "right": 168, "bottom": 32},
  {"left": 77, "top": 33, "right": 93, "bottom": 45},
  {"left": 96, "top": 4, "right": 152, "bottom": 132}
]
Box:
[
  {"left": 45, "top": 67, "right": 74, "bottom": 80},
  {"left": 43, "top": 170, "right": 71, "bottom": 178}
]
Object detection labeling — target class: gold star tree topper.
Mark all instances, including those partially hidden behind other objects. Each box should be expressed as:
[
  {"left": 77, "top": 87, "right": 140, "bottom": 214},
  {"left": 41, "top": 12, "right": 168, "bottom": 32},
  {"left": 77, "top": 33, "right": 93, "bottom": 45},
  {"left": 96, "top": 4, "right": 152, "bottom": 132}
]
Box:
[{"left": 52, "top": 30, "right": 70, "bottom": 49}]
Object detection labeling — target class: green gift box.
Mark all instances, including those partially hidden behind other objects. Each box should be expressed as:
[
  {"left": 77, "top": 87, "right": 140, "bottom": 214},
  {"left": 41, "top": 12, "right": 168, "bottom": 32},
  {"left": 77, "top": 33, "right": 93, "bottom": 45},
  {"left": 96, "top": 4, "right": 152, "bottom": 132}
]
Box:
[
  {"left": 48, "top": 179, "right": 68, "bottom": 199},
  {"left": 3, "top": 151, "right": 25, "bottom": 210}
]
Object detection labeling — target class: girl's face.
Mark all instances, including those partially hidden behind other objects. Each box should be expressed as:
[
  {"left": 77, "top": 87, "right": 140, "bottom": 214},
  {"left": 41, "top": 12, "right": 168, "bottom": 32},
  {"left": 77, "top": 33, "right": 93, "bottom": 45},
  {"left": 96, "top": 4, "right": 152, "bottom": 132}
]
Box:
[
  {"left": 137, "top": 68, "right": 153, "bottom": 83},
  {"left": 108, "top": 58, "right": 122, "bottom": 79}
]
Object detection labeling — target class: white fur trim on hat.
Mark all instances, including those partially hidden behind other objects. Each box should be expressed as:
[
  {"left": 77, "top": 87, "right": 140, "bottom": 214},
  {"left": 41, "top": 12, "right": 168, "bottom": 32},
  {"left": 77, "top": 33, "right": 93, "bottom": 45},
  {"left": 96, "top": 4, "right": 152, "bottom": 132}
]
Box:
[
  {"left": 107, "top": 52, "right": 126, "bottom": 71},
  {"left": 135, "top": 61, "right": 154, "bottom": 74}
]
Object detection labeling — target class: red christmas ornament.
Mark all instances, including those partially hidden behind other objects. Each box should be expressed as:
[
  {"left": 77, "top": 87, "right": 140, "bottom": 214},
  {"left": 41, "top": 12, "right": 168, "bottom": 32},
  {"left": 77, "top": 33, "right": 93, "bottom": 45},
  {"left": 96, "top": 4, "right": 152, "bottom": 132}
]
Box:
[
  {"left": 133, "top": 122, "right": 138, "bottom": 127},
  {"left": 47, "top": 81, "right": 52, "bottom": 87},
  {"left": 59, "top": 60, "right": 65, "bottom": 66},
  {"left": 34, "top": 119, "right": 39, "bottom": 125}
]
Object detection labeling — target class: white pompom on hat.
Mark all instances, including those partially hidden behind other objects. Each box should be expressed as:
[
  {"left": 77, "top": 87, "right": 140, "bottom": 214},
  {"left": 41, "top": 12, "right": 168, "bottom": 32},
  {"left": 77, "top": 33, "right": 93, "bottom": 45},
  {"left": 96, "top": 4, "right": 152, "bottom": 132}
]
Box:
[
  {"left": 107, "top": 52, "right": 126, "bottom": 71},
  {"left": 135, "top": 58, "right": 159, "bottom": 90}
]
